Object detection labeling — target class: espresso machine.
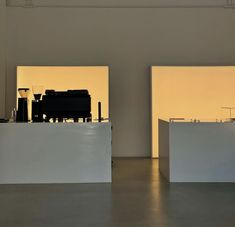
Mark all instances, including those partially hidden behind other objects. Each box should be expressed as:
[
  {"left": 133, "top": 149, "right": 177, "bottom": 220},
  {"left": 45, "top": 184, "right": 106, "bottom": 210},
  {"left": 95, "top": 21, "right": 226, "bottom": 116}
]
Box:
[
  {"left": 16, "top": 88, "right": 30, "bottom": 122},
  {"left": 42, "top": 89, "right": 91, "bottom": 122},
  {"left": 32, "top": 85, "right": 44, "bottom": 122}
]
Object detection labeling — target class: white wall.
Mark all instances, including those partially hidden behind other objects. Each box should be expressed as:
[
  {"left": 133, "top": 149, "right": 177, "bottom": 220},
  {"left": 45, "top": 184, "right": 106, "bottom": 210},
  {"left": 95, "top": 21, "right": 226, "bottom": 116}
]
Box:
[
  {"left": 0, "top": 0, "right": 6, "bottom": 118},
  {"left": 3, "top": 0, "right": 235, "bottom": 156}
]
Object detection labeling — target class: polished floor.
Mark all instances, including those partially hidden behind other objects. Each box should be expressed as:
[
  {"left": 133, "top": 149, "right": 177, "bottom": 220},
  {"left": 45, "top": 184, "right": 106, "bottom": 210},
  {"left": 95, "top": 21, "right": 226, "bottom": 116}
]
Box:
[{"left": 0, "top": 159, "right": 235, "bottom": 227}]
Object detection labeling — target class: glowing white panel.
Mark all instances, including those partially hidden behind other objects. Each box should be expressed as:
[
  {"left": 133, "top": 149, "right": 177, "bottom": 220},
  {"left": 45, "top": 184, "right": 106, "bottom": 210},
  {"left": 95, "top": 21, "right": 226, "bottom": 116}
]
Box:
[
  {"left": 151, "top": 66, "right": 235, "bottom": 157},
  {"left": 17, "top": 66, "right": 109, "bottom": 121}
]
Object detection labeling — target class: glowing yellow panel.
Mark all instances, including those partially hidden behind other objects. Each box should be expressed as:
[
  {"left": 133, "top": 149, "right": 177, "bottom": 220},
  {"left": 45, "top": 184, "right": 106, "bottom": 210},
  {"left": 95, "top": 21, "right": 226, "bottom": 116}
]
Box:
[
  {"left": 151, "top": 66, "right": 235, "bottom": 158},
  {"left": 17, "top": 66, "right": 109, "bottom": 121}
]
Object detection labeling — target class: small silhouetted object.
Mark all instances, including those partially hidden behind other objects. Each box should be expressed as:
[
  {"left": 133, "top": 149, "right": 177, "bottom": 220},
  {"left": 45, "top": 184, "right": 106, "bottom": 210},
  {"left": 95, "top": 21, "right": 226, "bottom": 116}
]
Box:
[
  {"left": 87, "top": 115, "right": 92, "bottom": 122},
  {"left": 32, "top": 85, "right": 44, "bottom": 122},
  {"left": 0, "top": 119, "right": 9, "bottom": 123},
  {"left": 98, "top": 102, "right": 102, "bottom": 122}
]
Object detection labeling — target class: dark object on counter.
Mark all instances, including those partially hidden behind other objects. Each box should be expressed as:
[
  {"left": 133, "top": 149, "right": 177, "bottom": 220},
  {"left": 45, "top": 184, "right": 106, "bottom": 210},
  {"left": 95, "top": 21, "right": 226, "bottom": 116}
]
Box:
[
  {"left": 98, "top": 101, "right": 102, "bottom": 122},
  {"left": 32, "top": 100, "right": 43, "bottom": 122},
  {"left": 17, "top": 98, "right": 28, "bottom": 122},
  {"left": 32, "top": 85, "right": 44, "bottom": 123},
  {"left": 0, "top": 119, "right": 9, "bottom": 123},
  {"left": 169, "top": 118, "right": 185, "bottom": 122},
  {"left": 16, "top": 88, "right": 30, "bottom": 122},
  {"left": 34, "top": 94, "right": 42, "bottom": 100},
  {"left": 42, "top": 89, "right": 91, "bottom": 122},
  {"left": 32, "top": 85, "right": 44, "bottom": 101}
]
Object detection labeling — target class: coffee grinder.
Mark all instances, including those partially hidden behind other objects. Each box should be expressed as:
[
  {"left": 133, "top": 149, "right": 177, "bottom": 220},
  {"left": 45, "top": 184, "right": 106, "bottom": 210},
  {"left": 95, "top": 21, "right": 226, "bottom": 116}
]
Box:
[
  {"left": 32, "top": 85, "right": 44, "bottom": 122},
  {"left": 16, "top": 88, "right": 30, "bottom": 122}
]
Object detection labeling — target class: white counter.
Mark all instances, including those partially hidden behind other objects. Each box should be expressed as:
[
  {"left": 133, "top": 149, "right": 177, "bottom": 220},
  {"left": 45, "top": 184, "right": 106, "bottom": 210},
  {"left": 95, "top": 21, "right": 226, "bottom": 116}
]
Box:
[
  {"left": 0, "top": 123, "right": 112, "bottom": 184},
  {"left": 159, "top": 120, "right": 235, "bottom": 182}
]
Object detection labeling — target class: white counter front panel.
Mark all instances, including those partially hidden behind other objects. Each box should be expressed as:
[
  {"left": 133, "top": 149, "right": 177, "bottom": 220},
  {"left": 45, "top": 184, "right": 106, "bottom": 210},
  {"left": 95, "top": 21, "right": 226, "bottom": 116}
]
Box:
[
  {"left": 0, "top": 123, "right": 112, "bottom": 184},
  {"left": 159, "top": 120, "right": 235, "bottom": 182}
]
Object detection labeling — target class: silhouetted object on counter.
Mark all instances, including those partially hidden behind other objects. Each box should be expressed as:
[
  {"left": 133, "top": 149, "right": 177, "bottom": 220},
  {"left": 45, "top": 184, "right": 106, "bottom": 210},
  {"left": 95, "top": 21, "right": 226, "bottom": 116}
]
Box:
[
  {"left": 42, "top": 89, "right": 91, "bottom": 122},
  {"left": 16, "top": 88, "right": 30, "bottom": 122},
  {"left": 98, "top": 102, "right": 102, "bottom": 122},
  {"left": 95, "top": 101, "right": 110, "bottom": 122},
  {"left": 32, "top": 101, "right": 43, "bottom": 122},
  {"left": 0, "top": 119, "right": 9, "bottom": 123},
  {"left": 32, "top": 85, "right": 44, "bottom": 122},
  {"left": 10, "top": 108, "right": 17, "bottom": 122}
]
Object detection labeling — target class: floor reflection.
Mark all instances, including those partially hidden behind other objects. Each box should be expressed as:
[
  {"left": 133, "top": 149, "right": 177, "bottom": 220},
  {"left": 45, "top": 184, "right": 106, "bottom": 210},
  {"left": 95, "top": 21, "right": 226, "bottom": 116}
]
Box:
[{"left": 0, "top": 159, "right": 235, "bottom": 227}]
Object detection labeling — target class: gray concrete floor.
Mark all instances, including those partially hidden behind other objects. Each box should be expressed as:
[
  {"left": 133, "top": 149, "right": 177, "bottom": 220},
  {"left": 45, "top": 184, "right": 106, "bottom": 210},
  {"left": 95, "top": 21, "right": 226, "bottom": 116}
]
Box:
[{"left": 0, "top": 158, "right": 235, "bottom": 227}]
